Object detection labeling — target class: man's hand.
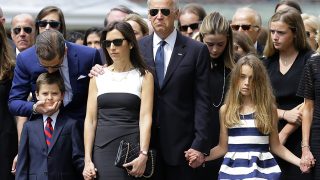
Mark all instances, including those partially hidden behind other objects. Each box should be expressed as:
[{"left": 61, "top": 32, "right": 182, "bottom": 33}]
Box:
[
  {"left": 185, "top": 148, "right": 205, "bottom": 168},
  {"left": 88, "top": 64, "right": 106, "bottom": 77},
  {"left": 34, "top": 100, "right": 61, "bottom": 115}
]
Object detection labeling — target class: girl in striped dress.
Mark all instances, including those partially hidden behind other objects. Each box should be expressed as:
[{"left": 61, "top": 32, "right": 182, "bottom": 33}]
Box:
[{"left": 187, "top": 55, "right": 302, "bottom": 179}]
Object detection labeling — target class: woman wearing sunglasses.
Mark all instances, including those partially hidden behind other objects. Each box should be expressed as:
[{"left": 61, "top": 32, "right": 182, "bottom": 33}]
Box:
[
  {"left": 35, "top": 6, "right": 66, "bottom": 38},
  {"left": 178, "top": 3, "right": 206, "bottom": 38},
  {"left": 83, "top": 21, "right": 153, "bottom": 180},
  {"left": 263, "top": 9, "right": 314, "bottom": 179},
  {"left": 196, "top": 12, "right": 235, "bottom": 179}
]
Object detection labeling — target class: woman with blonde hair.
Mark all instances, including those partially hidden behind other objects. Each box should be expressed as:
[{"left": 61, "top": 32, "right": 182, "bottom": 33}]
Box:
[
  {"left": 197, "top": 11, "right": 234, "bottom": 179},
  {"left": 124, "top": 14, "right": 149, "bottom": 40}
]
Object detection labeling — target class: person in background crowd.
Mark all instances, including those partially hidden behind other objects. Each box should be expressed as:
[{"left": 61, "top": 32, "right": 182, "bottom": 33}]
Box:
[
  {"left": 10, "top": 13, "right": 35, "bottom": 56},
  {"left": 275, "top": 0, "right": 302, "bottom": 14},
  {"left": 178, "top": 3, "right": 206, "bottom": 38},
  {"left": 263, "top": 8, "right": 313, "bottom": 180},
  {"left": 83, "top": 21, "right": 153, "bottom": 179},
  {"left": 0, "top": 23, "right": 16, "bottom": 180},
  {"left": 197, "top": 11, "right": 235, "bottom": 179},
  {"left": 35, "top": 6, "right": 67, "bottom": 38},
  {"left": 301, "top": 14, "right": 320, "bottom": 51},
  {"left": 103, "top": 5, "right": 134, "bottom": 27},
  {"left": 231, "top": 7, "right": 264, "bottom": 56},
  {"left": 188, "top": 54, "right": 303, "bottom": 179},
  {"left": 298, "top": 54, "right": 320, "bottom": 179},
  {"left": 67, "top": 31, "right": 84, "bottom": 45},
  {"left": 233, "top": 31, "right": 256, "bottom": 61},
  {"left": 124, "top": 13, "right": 149, "bottom": 40},
  {"left": 83, "top": 27, "right": 104, "bottom": 49},
  {"left": 0, "top": 6, "right": 15, "bottom": 50}
]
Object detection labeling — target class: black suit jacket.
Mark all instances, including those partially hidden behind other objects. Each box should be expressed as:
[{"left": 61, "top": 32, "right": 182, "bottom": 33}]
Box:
[
  {"left": 15, "top": 110, "right": 84, "bottom": 180},
  {"left": 139, "top": 32, "right": 212, "bottom": 165}
]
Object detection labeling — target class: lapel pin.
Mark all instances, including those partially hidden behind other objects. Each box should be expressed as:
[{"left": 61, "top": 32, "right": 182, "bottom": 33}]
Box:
[{"left": 178, "top": 53, "right": 183, "bottom": 56}]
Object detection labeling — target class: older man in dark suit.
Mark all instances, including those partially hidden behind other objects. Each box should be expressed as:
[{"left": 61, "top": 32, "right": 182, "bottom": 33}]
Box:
[{"left": 139, "top": 0, "right": 212, "bottom": 179}]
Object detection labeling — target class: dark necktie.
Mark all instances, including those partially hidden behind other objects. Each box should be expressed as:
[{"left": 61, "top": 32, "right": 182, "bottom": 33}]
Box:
[
  {"left": 44, "top": 117, "right": 53, "bottom": 146},
  {"left": 155, "top": 40, "right": 166, "bottom": 87}
]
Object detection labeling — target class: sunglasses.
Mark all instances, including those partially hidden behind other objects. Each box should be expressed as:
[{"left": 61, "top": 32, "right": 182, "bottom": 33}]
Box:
[
  {"left": 149, "top": 9, "right": 171, "bottom": 16},
  {"left": 179, "top": 23, "right": 200, "bottom": 32},
  {"left": 39, "top": 62, "right": 63, "bottom": 69},
  {"left": 12, "top": 27, "right": 33, "bottom": 35},
  {"left": 231, "top": 24, "right": 259, "bottom": 31},
  {"left": 101, "top": 39, "right": 126, "bottom": 48},
  {"left": 37, "top": 20, "right": 61, "bottom": 28}
]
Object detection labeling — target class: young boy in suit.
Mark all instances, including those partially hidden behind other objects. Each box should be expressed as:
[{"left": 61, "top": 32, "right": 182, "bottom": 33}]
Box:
[{"left": 15, "top": 72, "right": 84, "bottom": 180}]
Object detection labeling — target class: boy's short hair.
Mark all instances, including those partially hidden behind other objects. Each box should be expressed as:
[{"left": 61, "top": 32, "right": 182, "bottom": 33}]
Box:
[{"left": 36, "top": 72, "right": 65, "bottom": 93}]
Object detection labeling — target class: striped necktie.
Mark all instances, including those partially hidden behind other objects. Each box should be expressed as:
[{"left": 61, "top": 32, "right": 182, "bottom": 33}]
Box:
[
  {"left": 155, "top": 40, "right": 166, "bottom": 87},
  {"left": 44, "top": 117, "right": 54, "bottom": 146}
]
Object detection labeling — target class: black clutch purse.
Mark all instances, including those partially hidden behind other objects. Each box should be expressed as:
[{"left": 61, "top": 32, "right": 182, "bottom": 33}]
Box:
[{"left": 114, "top": 140, "right": 156, "bottom": 178}]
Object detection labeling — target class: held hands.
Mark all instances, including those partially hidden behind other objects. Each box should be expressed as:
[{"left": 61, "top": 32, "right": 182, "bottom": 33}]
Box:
[
  {"left": 300, "top": 148, "right": 316, "bottom": 173},
  {"left": 123, "top": 154, "right": 148, "bottom": 178},
  {"left": 83, "top": 161, "right": 97, "bottom": 180},
  {"left": 282, "top": 104, "right": 303, "bottom": 125},
  {"left": 184, "top": 149, "right": 205, "bottom": 168},
  {"left": 88, "top": 64, "right": 106, "bottom": 77}
]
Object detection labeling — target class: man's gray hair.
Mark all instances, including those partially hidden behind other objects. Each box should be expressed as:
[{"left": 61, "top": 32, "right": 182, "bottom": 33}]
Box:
[{"left": 147, "top": 0, "right": 179, "bottom": 10}]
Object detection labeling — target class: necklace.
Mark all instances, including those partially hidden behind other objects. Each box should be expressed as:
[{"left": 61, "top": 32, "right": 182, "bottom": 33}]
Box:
[
  {"left": 212, "top": 66, "right": 226, "bottom": 108},
  {"left": 110, "top": 68, "right": 132, "bottom": 82}
]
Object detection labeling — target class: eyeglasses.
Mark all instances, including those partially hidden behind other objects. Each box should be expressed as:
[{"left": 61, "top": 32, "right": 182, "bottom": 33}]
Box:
[
  {"left": 39, "top": 58, "right": 63, "bottom": 69},
  {"left": 149, "top": 9, "right": 171, "bottom": 16},
  {"left": 12, "top": 27, "right": 33, "bottom": 35},
  {"left": 37, "top": 20, "right": 61, "bottom": 28},
  {"left": 101, "top": 39, "right": 126, "bottom": 48},
  {"left": 231, "top": 24, "right": 259, "bottom": 31},
  {"left": 179, "top": 23, "right": 200, "bottom": 32}
]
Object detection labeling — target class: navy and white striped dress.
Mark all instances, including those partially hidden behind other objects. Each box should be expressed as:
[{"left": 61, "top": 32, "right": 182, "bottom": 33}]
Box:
[{"left": 218, "top": 113, "right": 281, "bottom": 180}]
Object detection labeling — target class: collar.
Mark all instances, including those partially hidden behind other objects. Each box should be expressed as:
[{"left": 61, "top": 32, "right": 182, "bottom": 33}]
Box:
[
  {"left": 153, "top": 29, "right": 177, "bottom": 49},
  {"left": 16, "top": 48, "right": 21, "bottom": 57},
  {"left": 43, "top": 110, "right": 60, "bottom": 127}
]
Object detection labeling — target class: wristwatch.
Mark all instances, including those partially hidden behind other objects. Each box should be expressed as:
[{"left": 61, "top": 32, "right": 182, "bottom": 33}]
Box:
[
  {"left": 139, "top": 150, "right": 148, "bottom": 156},
  {"left": 32, "top": 103, "right": 38, "bottom": 114}
]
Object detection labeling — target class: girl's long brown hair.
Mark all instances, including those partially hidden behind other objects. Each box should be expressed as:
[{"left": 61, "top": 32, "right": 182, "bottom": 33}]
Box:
[{"left": 224, "top": 54, "right": 276, "bottom": 134}]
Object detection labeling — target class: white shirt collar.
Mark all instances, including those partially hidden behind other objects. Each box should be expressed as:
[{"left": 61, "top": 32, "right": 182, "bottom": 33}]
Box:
[
  {"left": 16, "top": 48, "right": 21, "bottom": 57},
  {"left": 43, "top": 110, "right": 60, "bottom": 129},
  {"left": 153, "top": 29, "right": 177, "bottom": 49}
]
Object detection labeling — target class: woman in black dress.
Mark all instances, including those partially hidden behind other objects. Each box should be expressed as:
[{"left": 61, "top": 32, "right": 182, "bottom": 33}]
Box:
[
  {"left": 298, "top": 54, "right": 320, "bottom": 179},
  {"left": 83, "top": 21, "right": 153, "bottom": 180},
  {"left": 0, "top": 23, "right": 17, "bottom": 180},
  {"left": 263, "top": 9, "right": 313, "bottom": 179},
  {"left": 197, "top": 12, "right": 235, "bottom": 179}
]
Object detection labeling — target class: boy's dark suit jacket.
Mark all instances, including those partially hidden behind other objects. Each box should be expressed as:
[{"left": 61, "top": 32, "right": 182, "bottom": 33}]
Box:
[{"left": 15, "top": 111, "right": 84, "bottom": 180}]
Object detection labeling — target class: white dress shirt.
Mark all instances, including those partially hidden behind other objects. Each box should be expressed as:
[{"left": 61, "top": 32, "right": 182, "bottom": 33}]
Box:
[
  {"left": 153, "top": 29, "right": 177, "bottom": 76},
  {"left": 43, "top": 110, "right": 59, "bottom": 130}
]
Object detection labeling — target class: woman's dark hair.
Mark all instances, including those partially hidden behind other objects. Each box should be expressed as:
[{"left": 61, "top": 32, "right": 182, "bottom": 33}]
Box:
[
  {"left": 35, "top": 6, "right": 67, "bottom": 38},
  {"left": 0, "top": 23, "right": 14, "bottom": 80},
  {"left": 101, "top": 21, "right": 149, "bottom": 76},
  {"left": 83, "top": 27, "right": 104, "bottom": 46}
]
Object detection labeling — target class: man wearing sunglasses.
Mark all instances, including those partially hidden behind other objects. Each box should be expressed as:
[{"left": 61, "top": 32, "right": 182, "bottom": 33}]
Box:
[
  {"left": 139, "top": 0, "right": 212, "bottom": 179},
  {"left": 9, "top": 29, "right": 102, "bottom": 122},
  {"left": 10, "top": 14, "right": 35, "bottom": 56},
  {"left": 231, "top": 7, "right": 264, "bottom": 56}
]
